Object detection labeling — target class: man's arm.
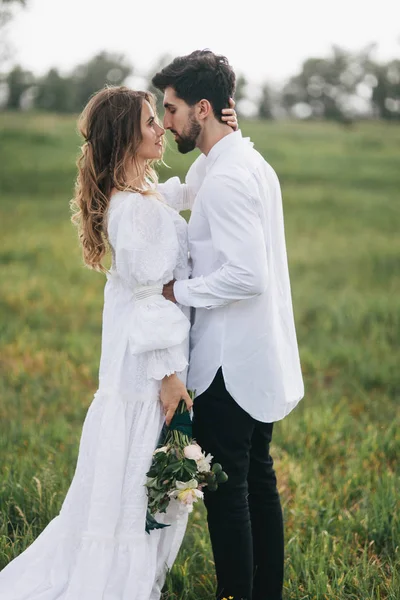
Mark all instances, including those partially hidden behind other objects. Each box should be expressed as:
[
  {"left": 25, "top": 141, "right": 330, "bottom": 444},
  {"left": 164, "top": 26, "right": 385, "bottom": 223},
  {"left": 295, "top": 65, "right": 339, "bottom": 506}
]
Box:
[{"left": 172, "top": 175, "right": 268, "bottom": 309}]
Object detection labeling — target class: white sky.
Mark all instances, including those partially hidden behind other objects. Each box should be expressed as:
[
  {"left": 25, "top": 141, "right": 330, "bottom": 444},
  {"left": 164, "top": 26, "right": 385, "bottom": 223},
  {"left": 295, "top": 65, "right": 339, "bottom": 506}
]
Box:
[{"left": 8, "top": 0, "right": 400, "bottom": 85}]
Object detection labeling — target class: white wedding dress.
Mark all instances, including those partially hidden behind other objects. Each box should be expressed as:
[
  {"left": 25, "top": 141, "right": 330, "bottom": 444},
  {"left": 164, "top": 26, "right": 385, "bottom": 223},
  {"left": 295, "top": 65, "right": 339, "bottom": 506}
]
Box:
[{"left": 0, "top": 178, "right": 194, "bottom": 600}]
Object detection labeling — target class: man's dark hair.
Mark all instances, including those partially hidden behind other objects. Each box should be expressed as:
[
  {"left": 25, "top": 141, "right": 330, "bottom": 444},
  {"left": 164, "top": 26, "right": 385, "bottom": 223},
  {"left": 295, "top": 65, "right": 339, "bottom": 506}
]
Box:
[{"left": 152, "top": 50, "right": 236, "bottom": 123}]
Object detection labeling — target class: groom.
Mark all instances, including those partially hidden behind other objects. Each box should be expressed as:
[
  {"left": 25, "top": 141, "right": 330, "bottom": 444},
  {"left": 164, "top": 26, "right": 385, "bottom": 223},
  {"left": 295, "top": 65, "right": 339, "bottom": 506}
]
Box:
[{"left": 153, "top": 50, "right": 304, "bottom": 600}]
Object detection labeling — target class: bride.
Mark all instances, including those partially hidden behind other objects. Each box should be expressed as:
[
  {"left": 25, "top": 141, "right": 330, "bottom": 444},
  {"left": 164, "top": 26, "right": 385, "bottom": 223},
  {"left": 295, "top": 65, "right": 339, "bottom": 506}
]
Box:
[{"left": 0, "top": 86, "right": 236, "bottom": 599}]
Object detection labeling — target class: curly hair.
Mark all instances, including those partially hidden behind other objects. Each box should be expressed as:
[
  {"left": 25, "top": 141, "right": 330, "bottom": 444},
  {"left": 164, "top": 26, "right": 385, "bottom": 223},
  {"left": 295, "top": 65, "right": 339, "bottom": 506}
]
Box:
[
  {"left": 70, "top": 86, "right": 162, "bottom": 273},
  {"left": 152, "top": 50, "right": 236, "bottom": 123}
]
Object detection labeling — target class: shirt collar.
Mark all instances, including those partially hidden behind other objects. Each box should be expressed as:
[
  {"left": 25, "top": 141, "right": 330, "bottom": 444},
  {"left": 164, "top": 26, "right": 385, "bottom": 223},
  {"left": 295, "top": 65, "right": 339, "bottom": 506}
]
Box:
[{"left": 205, "top": 130, "right": 244, "bottom": 172}]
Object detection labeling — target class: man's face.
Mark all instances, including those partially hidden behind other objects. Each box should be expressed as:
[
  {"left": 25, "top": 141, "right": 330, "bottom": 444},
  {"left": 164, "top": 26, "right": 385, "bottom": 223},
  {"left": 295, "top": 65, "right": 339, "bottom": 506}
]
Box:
[{"left": 163, "top": 86, "right": 201, "bottom": 154}]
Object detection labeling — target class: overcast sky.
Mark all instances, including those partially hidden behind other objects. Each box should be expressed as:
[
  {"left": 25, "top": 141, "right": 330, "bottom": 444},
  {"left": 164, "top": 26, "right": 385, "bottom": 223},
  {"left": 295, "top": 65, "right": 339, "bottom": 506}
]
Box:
[{"left": 8, "top": 0, "right": 400, "bottom": 85}]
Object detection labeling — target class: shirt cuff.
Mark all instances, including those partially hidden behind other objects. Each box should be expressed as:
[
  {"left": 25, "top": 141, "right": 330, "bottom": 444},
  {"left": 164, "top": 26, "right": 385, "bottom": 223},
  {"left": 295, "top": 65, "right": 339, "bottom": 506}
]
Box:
[{"left": 174, "top": 279, "right": 191, "bottom": 306}]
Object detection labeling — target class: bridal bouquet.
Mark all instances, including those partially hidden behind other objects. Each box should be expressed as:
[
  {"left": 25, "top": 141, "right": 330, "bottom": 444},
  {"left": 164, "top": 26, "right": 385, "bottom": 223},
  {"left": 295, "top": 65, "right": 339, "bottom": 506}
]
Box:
[{"left": 145, "top": 398, "right": 228, "bottom": 533}]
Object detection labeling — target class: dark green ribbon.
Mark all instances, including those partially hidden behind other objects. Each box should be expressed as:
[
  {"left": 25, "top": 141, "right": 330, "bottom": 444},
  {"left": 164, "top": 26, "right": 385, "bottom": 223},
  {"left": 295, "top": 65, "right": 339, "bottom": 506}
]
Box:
[
  {"left": 145, "top": 510, "right": 170, "bottom": 534},
  {"left": 168, "top": 410, "right": 192, "bottom": 437}
]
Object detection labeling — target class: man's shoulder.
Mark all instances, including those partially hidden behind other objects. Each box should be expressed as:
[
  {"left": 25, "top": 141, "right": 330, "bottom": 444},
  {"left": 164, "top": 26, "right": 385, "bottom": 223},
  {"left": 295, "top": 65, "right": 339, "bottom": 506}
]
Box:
[{"left": 205, "top": 143, "right": 278, "bottom": 191}]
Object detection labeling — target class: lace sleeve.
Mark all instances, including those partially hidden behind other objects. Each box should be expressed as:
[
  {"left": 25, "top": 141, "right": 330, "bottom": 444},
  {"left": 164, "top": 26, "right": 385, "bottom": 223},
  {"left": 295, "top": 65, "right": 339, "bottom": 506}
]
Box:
[
  {"left": 157, "top": 176, "right": 194, "bottom": 212},
  {"left": 110, "top": 193, "right": 190, "bottom": 379},
  {"left": 112, "top": 192, "right": 178, "bottom": 286}
]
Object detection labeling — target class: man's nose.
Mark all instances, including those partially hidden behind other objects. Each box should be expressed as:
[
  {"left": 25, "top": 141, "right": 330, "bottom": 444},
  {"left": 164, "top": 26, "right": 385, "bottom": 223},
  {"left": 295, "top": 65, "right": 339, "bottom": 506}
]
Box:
[{"left": 163, "top": 113, "right": 171, "bottom": 130}]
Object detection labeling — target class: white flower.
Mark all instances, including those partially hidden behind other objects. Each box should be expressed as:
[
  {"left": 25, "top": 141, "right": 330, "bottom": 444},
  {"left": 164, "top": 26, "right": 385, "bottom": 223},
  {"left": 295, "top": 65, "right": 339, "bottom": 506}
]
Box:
[
  {"left": 184, "top": 444, "right": 203, "bottom": 461},
  {"left": 169, "top": 479, "right": 204, "bottom": 512},
  {"left": 154, "top": 446, "right": 169, "bottom": 455},
  {"left": 196, "top": 453, "right": 213, "bottom": 473}
]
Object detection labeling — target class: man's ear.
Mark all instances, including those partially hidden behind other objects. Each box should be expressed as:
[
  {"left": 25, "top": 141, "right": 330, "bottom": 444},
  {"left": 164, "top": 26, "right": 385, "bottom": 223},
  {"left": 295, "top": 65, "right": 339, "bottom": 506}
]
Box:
[{"left": 197, "top": 99, "right": 212, "bottom": 121}]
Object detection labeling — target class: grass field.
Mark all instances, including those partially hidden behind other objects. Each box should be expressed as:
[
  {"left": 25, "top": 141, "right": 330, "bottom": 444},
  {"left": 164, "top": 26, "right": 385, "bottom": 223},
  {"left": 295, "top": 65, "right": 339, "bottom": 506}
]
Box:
[{"left": 0, "top": 112, "right": 399, "bottom": 599}]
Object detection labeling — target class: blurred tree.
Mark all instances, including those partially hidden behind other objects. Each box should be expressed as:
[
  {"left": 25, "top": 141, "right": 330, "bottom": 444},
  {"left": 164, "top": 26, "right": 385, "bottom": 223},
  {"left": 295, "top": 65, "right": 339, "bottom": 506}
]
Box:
[
  {"left": 235, "top": 74, "right": 247, "bottom": 103},
  {"left": 5, "top": 64, "right": 34, "bottom": 109},
  {"left": 371, "top": 59, "right": 400, "bottom": 120},
  {"left": 258, "top": 83, "right": 274, "bottom": 119},
  {"left": 35, "top": 68, "right": 76, "bottom": 113},
  {"left": 281, "top": 45, "right": 374, "bottom": 122},
  {"left": 234, "top": 74, "right": 248, "bottom": 116},
  {"left": 71, "top": 52, "right": 132, "bottom": 111}
]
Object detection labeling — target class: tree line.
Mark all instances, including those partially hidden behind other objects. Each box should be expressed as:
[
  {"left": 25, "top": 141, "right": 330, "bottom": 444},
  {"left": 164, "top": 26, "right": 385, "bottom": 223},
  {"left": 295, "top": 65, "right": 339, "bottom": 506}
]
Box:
[{"left": 2, "top": 45, "right": 399, "bottom": 122}]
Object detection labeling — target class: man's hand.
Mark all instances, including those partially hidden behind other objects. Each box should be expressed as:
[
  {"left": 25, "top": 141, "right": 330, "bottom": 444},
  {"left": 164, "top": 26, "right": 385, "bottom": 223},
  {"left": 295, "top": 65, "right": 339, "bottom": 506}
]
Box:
[
  {"left": 163, "top": 279, "right": 177, "bottom": 303},
  {"left": 161, "top": 373, "right": 193, "bottom": 426}
]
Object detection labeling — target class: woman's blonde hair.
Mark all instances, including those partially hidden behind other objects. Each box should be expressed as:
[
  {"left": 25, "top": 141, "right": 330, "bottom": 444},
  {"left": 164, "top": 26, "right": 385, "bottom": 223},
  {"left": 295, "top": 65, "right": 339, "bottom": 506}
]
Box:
[{"left": 70, "top": 86, "right": 162, "bottom": 272}]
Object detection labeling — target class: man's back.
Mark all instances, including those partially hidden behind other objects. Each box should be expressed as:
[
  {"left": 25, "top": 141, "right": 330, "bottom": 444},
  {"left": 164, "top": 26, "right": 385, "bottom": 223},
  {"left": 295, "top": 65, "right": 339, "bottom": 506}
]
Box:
[{"left": 175, "top": 131, "right": 304, "bottom": 422}]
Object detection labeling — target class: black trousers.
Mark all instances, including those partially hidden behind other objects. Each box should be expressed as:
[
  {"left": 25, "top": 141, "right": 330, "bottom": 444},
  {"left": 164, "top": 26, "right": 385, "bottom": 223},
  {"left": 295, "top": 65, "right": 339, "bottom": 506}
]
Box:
[{"left": 192, "top": 368, "right": 284, "bottom": 600}]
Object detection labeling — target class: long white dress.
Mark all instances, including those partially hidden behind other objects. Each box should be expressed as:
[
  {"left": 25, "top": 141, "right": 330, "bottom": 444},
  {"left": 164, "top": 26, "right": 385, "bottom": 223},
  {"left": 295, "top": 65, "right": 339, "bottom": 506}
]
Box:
[{"left": 0, "top": 178, "right": 193, "bottom": 600}]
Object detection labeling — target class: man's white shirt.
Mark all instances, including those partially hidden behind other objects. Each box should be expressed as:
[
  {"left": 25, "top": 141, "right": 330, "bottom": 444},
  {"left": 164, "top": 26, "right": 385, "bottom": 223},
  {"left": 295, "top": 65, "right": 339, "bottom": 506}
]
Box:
[{"left": 174, "top": 130, "right": 304, "bottom": 422}]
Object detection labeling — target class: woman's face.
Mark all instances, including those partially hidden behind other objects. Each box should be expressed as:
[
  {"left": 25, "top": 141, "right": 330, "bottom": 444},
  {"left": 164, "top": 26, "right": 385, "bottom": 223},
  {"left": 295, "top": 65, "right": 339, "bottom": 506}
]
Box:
[{"left": 136, "top": 100, "right": 165, "bottom": 161}]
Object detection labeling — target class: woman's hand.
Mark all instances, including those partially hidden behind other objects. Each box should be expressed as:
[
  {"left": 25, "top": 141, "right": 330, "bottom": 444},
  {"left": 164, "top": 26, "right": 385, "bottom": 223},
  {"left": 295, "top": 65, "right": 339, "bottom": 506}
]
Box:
[
  {"left": 161, "top": 373, "right": 193, "bottom": 426},
  {"left": 221, "top": 97, "right": 239, "bottom": 131}
]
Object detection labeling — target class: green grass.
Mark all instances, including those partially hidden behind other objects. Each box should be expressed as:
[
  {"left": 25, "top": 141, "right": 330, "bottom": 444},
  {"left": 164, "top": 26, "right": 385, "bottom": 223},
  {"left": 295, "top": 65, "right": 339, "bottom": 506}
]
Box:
[{"left": 0, "top": 112, "right": 399, "bottom": 599}]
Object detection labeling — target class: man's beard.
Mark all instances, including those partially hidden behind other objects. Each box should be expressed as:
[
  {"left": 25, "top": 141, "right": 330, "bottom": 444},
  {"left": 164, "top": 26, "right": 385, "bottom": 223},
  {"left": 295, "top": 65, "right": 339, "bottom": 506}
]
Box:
[{"left": 173, "top": 113, "right": 201, "bottom": 154}]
